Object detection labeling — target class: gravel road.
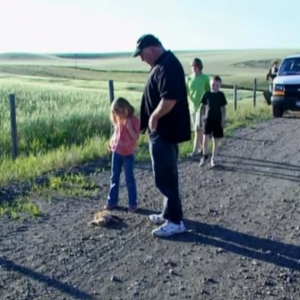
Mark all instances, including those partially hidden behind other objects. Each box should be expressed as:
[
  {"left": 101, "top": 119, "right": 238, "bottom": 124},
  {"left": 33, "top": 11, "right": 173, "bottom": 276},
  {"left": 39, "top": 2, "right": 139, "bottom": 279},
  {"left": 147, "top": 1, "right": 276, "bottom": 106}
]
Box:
[{"left": 1, "top": 116, "right": 300, "bottom": 300}]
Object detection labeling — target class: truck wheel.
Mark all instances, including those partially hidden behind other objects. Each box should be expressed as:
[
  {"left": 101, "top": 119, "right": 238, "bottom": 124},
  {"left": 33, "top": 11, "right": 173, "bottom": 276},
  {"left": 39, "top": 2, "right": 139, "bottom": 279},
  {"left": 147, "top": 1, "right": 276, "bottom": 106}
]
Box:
[{"left": 272, "top": 104, "right": 283, "bottom": 118}]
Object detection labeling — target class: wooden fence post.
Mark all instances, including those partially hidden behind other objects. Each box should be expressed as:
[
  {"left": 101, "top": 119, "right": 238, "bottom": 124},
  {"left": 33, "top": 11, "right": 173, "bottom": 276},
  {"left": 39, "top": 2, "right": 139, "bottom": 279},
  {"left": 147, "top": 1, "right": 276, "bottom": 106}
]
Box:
[
  {"left": 253, "top": 78, "right": 257, "bottom": 107},
  {"left": 108, "top": 80, "right": 114, "bottom": 104},
  {"left": 108, "top": 80, "right": 115, "bottom": 135},
  {"left": 233, "top": 84, "right": 237, "bottom": 111},
  {"left": 9, "top": 94, "right": 18, "bottom": 159}
]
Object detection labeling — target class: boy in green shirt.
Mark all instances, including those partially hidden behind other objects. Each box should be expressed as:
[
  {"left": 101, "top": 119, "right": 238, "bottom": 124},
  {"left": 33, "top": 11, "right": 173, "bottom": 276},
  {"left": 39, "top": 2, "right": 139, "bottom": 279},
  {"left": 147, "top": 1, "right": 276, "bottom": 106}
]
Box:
[{"left": 186, "top": 58, "right": 210, "bottom": 157}]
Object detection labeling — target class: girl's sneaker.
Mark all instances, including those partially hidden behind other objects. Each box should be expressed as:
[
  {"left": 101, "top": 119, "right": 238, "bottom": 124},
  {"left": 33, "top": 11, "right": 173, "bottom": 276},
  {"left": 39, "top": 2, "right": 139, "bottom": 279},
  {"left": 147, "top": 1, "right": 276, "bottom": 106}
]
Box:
[{"left": 104, "top": 203, "right": 117, "bottom": 210}]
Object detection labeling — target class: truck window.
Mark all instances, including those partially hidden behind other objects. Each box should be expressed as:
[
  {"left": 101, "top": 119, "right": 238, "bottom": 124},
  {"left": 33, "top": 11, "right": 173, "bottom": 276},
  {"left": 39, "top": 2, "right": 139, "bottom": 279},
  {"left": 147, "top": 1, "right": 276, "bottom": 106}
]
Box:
[{"left": 278, "top": 57, "right": 300, "bottom": 76}]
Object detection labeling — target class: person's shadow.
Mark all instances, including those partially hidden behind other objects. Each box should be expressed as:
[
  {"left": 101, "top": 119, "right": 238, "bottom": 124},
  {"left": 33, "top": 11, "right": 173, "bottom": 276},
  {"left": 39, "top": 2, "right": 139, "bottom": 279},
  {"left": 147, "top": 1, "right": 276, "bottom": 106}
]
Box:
[
  {"left": 166, "top": 219, "right": 300, "bottom": 271},
  {"left": 0, "top": 257, "right": 97, "bottom": 299}
]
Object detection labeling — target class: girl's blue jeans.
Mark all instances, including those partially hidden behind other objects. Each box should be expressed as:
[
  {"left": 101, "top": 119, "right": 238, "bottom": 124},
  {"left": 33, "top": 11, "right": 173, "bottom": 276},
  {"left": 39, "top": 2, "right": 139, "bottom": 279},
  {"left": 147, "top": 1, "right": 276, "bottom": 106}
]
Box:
[{"left": 107, "top": 152, "right": 137, "bottom": 207}]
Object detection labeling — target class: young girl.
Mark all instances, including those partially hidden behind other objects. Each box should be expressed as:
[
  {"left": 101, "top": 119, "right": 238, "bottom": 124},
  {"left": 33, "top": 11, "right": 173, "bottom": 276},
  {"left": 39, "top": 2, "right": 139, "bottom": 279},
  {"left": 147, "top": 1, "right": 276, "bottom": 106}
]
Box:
[{"left": 104, "top": 97, "right": 140, "bottom": 212}]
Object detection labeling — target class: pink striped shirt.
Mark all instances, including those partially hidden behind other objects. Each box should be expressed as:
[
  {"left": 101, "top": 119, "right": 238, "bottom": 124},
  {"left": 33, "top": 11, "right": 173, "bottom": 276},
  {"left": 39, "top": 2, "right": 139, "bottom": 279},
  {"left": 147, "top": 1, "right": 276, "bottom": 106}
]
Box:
[{"left": 109, "top": 115, "right": 140, "bottom": 156}]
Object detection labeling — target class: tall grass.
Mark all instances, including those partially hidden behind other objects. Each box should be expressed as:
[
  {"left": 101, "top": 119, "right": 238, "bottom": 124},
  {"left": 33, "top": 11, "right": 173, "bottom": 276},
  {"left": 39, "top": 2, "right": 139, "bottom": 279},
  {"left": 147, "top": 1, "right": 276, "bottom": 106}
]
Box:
[{"left": 0, "top": 80, "right": 141, "bottom": 158}]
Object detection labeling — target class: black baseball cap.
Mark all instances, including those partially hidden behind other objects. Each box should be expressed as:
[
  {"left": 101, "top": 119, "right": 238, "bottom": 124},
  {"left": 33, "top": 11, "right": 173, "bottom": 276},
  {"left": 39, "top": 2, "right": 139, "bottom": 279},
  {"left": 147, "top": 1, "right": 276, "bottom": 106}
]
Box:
[{"left": 132, "top": 34, "right": 162, "bottom": 57}]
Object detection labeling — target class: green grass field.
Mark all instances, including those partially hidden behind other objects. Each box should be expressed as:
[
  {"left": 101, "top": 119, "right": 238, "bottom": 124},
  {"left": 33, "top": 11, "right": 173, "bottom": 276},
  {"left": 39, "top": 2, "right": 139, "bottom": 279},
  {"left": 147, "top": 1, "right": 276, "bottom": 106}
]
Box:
[{"left": 1, "top": 49, "right": 298, "bottom": 186}]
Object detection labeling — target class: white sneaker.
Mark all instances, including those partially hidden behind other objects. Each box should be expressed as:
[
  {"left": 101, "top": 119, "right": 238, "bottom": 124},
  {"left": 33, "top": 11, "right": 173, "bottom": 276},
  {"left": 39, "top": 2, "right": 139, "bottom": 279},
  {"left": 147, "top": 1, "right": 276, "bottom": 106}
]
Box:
[
  {"left": 187, "top": 149, "right": 202, "bottom": 158},
  {"left": 199, "top": 156, "right": 208, "bottom": 167},
  {"left": 152, "top": 221, "right": 186, "bottom": 237},
  {"left": 149, "top": 214, "right": 165, "bottom": 225},
  {"left": 210, "top": 157, "right": 218, "bottom": 167}
]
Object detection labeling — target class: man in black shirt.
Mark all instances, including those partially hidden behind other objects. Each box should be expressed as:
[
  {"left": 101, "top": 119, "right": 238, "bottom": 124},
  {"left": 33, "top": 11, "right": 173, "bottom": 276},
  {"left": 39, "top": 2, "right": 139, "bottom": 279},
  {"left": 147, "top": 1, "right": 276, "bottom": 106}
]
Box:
[
  {"left": 199, "top": 75, "right": 227, "bottom": 167},
  {"left": 132, "top": 34, "right": 191, "bottom": 237}
]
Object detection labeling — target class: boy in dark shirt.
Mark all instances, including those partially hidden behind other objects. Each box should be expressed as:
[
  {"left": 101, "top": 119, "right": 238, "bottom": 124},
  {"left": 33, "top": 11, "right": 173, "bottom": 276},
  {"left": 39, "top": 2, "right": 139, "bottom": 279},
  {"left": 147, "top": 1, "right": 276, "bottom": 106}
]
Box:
[{"left": 198, "top": 75, "right": 227, "bottom": 167}]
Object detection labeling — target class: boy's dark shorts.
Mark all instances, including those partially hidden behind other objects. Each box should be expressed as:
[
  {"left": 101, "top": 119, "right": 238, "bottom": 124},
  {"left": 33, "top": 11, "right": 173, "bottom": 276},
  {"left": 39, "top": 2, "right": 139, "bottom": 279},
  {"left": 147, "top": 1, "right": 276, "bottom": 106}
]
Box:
[{"left": 203, "top": 118, "right": 224, "bottom": 138}]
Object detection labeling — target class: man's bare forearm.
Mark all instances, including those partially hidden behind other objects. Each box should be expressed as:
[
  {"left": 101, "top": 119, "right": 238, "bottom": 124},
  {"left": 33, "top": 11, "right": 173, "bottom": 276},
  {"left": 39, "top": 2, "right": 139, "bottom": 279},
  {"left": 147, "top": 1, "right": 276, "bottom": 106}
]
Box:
[{"left": 151, "top": 99, "right": 176, "bottom": 119}]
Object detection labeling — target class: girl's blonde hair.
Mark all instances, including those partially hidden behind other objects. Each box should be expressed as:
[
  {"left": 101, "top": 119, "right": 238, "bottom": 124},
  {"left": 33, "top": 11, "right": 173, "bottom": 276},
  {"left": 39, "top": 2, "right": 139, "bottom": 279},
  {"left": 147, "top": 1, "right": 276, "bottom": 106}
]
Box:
[{"left": 110, "top": 97, "right": 135, "bottom": 126}]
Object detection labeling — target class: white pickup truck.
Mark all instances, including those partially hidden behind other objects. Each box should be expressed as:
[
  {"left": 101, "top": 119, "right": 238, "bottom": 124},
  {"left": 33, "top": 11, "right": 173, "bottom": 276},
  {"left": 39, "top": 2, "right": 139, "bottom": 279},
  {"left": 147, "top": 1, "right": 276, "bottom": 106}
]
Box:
[{"left": 271, "top": 54, "right": 300, "bottom": 117}]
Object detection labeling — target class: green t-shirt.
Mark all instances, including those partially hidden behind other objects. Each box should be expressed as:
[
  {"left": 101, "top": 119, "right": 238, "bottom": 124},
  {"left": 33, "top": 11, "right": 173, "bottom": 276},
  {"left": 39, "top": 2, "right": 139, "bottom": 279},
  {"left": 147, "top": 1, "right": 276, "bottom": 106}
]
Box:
[{"left": 186, "top": 73, "right": 210, "bottom": 113}]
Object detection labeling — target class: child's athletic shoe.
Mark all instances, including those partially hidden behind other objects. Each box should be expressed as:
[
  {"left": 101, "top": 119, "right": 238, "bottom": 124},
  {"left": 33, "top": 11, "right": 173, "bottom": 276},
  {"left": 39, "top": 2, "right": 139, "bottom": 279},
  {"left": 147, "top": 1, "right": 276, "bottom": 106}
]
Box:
[
  {"left": 199, "top": 155, "right": 209, "bottom": 167},
  {"left": 187, "top": 149, "right": 203, "bottom": 158},
  {"left": 104, "top": 203, "right": 117, "bottom": 210},
  {"left": 210, "top": 157, "right": 218, "bottom": 167}
]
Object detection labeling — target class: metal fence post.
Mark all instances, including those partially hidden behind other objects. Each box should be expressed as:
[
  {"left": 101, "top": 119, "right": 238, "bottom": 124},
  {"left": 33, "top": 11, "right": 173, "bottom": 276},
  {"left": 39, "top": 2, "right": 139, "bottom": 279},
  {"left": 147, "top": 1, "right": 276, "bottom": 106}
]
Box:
[
  {"left": 9, "top": 94, "right": 18, "bottom": 159},
  {"left": 233, "top": 84, "right": 237, "bottom": 111},
  {"left": 108, "top": 80, "right": 115, "bottom": 136},
  {"left": 253, "top": 78, "right": 257, "bottom": 107}
]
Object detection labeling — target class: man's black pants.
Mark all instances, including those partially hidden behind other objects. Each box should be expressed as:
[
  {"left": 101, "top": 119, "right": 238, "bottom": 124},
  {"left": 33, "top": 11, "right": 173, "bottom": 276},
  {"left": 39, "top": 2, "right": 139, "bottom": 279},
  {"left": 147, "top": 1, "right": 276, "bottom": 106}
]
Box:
[{"left": 148, "top": 132, "right": 183, "bottom": 224}]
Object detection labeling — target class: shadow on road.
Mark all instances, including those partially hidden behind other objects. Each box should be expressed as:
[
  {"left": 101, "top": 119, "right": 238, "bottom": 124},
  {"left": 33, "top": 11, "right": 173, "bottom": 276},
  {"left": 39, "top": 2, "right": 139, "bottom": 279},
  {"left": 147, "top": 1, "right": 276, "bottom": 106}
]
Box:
[
  {"left": 0, "top": 257, "right": 96, "bottom": 300},
  {"left": 166, "top": 219, "right": 300, "bottom": 272},
  {"left": 215, "top": 165, "right": 300, "bottom": 183},
  {"left": 220, "top": 154, "right": 300, "bottom": 171},
  {"left": 215, "top": 154, "right": 300, "bottom": 182},
  {"left": 226, "top": 136, "right": 276, "bottom": 144}
]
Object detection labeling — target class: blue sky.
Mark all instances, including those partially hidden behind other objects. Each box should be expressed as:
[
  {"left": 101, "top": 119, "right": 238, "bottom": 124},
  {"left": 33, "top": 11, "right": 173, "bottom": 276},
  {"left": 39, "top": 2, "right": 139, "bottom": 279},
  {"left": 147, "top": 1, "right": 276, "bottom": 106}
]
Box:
[{"left": 1, "top": 0, "right": 299, "bottom": 53}]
